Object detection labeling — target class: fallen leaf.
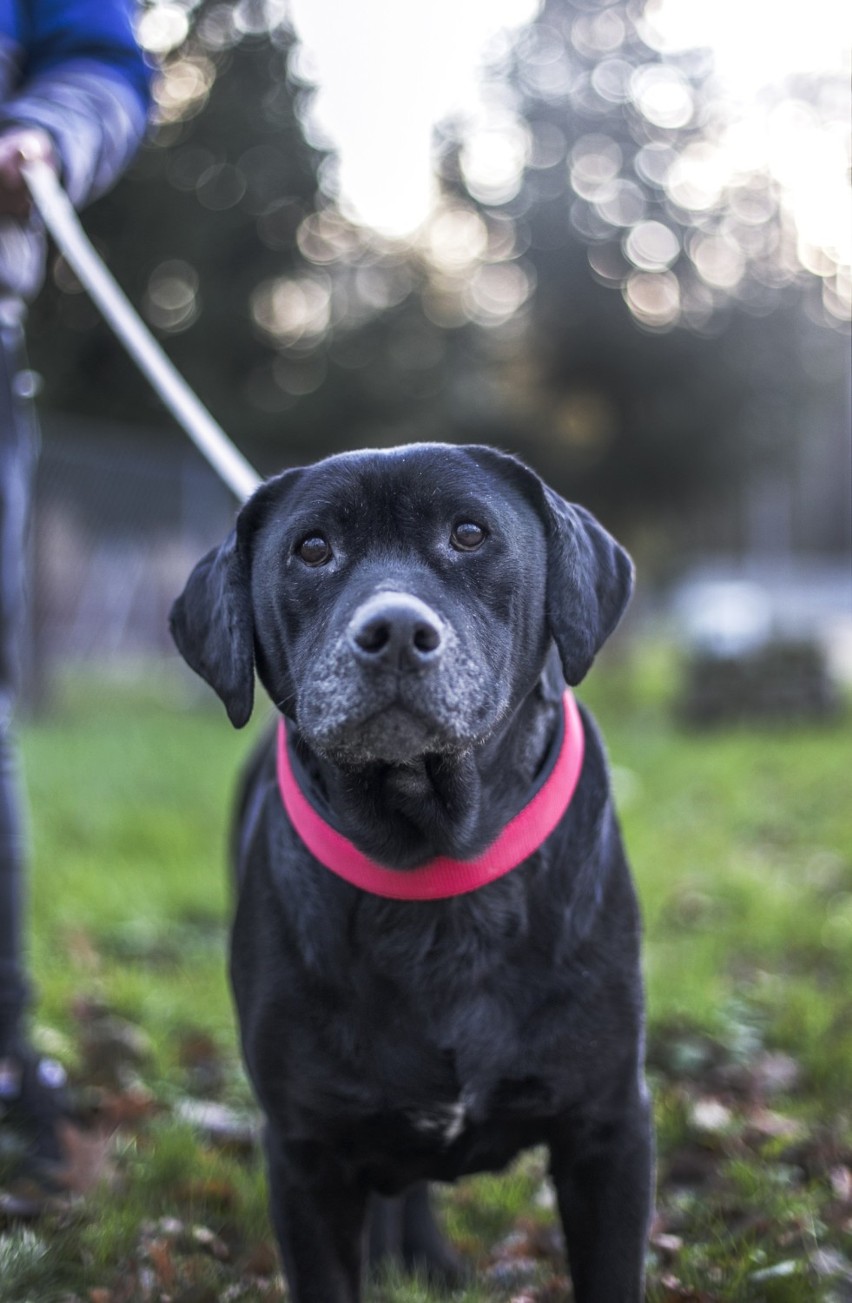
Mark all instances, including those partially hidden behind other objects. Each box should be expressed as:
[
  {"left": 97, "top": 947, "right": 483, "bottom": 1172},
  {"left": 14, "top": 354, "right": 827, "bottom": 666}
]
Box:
[
  {"left": 830, "top": 1165, "right": 852, "bottom": 1202},
  {"left": 689, "top": 1098, "right": 733, "bottom": 1133},
  {"left": 65, "top": 928, "right": 101, "bottom": 972},
  {"left": 173, "top": 1177, "right": 237, "bottom": 1210},
  {"left": 652, "top": 1232, "right": 684, "bottom": 1256},
  {"left": 751, "top": 1051, "right": 801, "bottom": 1097},
  {"left": 146, "top": 1237, "right": 176, "bottom": 1289},
  {"left": 57, "top": 1122, "right": 114, "bottom": 1194},
  {"left": 811, "top": 1247, "right": 852, "bottom": 1281},
  {"left": 244, "top": 1241, "right": 278, "bottom": 1276},
  {"left": 174, "top": 1098, "right": 258, "bottom": 1152},
  {"left": 99, "top": 1084, "right": 158, "bottom": 1127},
  {"left": 750, "top": 1260, "right": 800, "bottom": 1282},
  {"left": 744, "top": 1107, "right": 803, "bottom": 1141},
  {"left": 81, "top": 1015, "right": 153, "bottom": 1087},
  {"left": 191, "top": 1224, "right": 229, "bottom": 1260}
]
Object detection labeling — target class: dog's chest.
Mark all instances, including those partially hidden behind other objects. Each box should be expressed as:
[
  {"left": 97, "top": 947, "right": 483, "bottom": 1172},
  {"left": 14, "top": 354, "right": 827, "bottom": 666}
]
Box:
[
  {"left": 341, "top": 1048, "right": 566, "bottom": 1190},
  {"left": 237, "top": 845, "right": 617, "bottom": 1160},
  {"left": 323, "top": 965, "right": 579, "bottom": 1149}
]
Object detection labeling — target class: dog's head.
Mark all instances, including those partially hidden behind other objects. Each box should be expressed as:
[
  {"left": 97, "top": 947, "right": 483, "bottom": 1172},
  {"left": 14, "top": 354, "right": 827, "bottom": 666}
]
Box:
[{"left": 170, "top": 445, "right": 633, "bottom": 764}]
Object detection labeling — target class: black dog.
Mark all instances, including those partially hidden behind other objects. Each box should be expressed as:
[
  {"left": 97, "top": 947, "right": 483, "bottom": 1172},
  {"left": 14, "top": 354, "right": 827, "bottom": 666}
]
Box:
[{"left": 170, "top": 443, "right": 653, "bottom": 1302}]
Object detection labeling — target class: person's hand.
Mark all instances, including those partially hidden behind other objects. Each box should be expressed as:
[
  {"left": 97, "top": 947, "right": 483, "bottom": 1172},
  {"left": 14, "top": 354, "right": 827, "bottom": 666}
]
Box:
[{"left": 0, "top": 128, "right": 57, "bottom": 218}]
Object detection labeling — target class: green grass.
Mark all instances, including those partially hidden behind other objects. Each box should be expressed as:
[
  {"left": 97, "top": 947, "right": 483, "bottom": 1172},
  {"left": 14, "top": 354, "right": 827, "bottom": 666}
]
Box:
[
  {"left": 25, "top": 677, "right": 244, "bottom": 1063},
  {"left": 1, "top": 646, "right": 849, "bottom": 1301},
  {"left": 581, "top": 647, "right": 852, "bottom": 1106}
]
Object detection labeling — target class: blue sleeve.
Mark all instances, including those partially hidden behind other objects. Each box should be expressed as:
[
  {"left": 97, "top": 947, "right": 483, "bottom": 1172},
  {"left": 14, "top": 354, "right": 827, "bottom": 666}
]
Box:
[
  {"left": 0, "top": 0, "right": 152, "bottom": 206},
  {"left": 21, "top": 0, "right": 151, "bottom": 115}
]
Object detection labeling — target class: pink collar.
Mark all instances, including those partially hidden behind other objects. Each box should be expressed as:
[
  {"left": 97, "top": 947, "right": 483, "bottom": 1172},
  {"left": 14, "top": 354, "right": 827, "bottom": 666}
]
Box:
[{"left": 276, "top": 691, "right": 584, "bottom": 901}]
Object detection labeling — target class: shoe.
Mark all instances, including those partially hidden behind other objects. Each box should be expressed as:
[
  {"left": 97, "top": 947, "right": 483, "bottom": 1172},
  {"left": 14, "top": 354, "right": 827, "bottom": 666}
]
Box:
[{"left": 0, "top": 1050, "right": 68, "bottom": 1185}]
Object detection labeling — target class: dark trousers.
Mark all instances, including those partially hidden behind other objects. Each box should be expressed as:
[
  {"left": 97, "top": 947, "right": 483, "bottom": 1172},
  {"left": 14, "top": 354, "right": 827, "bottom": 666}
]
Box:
[{"left": 0, "top": 309, "right": 37, "bottom": 1057}]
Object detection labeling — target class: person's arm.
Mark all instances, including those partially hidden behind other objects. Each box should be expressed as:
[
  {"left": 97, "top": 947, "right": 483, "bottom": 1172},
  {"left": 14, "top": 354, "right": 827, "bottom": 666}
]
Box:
[{"left": 0, "top": 0, "right": 151, "bottom": 212}]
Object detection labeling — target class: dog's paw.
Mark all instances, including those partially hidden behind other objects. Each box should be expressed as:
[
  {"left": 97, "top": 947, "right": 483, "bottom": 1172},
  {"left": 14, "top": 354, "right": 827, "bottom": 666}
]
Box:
[{"left": 402, "top": 1240, "right": 470, "bottom": 1290}]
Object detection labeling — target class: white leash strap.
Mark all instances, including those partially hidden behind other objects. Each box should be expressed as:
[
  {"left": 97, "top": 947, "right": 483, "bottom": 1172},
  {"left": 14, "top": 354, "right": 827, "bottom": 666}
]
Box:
[{"left": 23, "top": 159, "right": 262, "bottom": 503}]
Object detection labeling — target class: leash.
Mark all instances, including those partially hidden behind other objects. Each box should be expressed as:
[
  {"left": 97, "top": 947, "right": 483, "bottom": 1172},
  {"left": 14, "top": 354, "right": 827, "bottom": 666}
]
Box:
[{"left": 22, "top": 159, "right": 262, "bottom": 503}]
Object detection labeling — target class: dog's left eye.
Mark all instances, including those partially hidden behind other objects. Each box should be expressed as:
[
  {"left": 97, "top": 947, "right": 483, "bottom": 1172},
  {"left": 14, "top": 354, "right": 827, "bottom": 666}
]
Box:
[
  {"left": 297, "top": 534, "right": 333, "bottom": 566},
  {"left": 450, "top": 521, "right": 487, "bottom": 551}
]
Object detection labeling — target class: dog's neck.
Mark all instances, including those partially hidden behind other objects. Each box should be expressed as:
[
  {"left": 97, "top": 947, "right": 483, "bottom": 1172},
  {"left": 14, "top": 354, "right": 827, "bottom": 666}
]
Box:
[{"left": 289, "top": 665, "right": 565, "bottom": 871}]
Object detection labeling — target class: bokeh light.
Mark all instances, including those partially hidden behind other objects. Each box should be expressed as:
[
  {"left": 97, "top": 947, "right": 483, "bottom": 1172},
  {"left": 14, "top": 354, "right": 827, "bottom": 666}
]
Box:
[
  {"left": 287, "top": 0, "right": 541, "bottom": 237},
  {"left": 151, "top": 55, "right": 214, "bottom": 124},
  {"left": 137, "top": 3, "right": 189, "bottom": 56},
  {"left": 623, "top": 268, "right": 681, "bottom": 329},
  {"left": 461, "top": 114, "right": 531, "bottom": 206},
  {"left": 143, "top": 259, "right": 200, "bottom": 333},
  {"left": 250, "top": 274, "right": 332, "bottom": 345},
  {"left": 268, "top": 0, "right": 849, "bottom": 335},
  {"left": 624, "top": 220, "right": 679, "bottom": 272},
  {"left": 134, "top": 0, "right": 849, "bottom": 355}
]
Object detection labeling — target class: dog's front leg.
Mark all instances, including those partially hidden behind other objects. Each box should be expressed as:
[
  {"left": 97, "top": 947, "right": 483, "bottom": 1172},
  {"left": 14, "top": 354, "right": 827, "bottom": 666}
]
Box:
[
  {"left": 549, "top": 1094, "right": 654, "bottom": 1303},
  {"left": 368, "top": 1183, "right": 467, "bottom": 1286},
  {"left": 265, "top": 1127, "right": 368, "bottom": 1303}
]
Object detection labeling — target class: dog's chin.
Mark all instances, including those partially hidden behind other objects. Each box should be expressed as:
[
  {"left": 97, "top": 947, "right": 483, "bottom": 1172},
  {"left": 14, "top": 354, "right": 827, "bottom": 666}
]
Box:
[
  {"left": 310, "top": 705, "right": 460, "bottom": 767},
  {"left": 358, "top": 707, "right": 436, "bottom": 763}
]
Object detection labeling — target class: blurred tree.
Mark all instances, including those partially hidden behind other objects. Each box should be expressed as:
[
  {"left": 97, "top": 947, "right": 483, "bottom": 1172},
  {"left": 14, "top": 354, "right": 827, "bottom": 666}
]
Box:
[
  {"left": 28, "top": 0, "right": 329, "bottom": 459},
  {"left": 438, "top": 0, "right": 849, "bottom": 538},
  {"left": 26, "top": 0, "right": 848, "bottom": 554},
  {"left": 28, "top": 0, "right": 495, "bottom": 466}
]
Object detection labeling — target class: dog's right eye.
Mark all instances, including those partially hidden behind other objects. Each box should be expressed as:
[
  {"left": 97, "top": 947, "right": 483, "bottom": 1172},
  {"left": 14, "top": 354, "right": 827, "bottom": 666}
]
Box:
[
  {"left": 297, "top": 534, "right": 333, "bottom": 566},
  {"left": 450, "top": 521, "right": 487, "bottom": 551}
]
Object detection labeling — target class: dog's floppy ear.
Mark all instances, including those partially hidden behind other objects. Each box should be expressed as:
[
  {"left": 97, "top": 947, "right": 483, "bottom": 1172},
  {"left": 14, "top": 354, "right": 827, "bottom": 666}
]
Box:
[
  {"left": 541, "top": 491, "right": 634, "bottom": 685},
  {"left": 170, "top": 469, "right": 303, "bottom": 727},
  {"left": 468, "top": 446, "right": 634, "bottom": 685},
  {"left": 170, "top": 529, "right": 254, "bottom": 727}
]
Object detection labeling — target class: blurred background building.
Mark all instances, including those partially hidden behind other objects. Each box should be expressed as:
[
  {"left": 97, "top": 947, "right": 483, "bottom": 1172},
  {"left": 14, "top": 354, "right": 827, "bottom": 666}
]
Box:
[{"left": 24, "top": 0, "right": 851, "bottom": 694}]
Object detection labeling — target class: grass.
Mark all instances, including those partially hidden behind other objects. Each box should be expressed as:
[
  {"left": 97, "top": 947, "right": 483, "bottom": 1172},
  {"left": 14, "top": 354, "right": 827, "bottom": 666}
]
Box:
[{"left": 1, "top": 644, "right": 849, "bottom": 1301}]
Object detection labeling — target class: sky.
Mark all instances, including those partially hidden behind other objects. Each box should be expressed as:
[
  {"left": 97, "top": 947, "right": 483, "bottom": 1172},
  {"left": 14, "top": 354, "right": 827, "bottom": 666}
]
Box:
[
  {"left": 287, "top": 0, "right": 540, "bottom": 236},
  {"left": 288, "top": 0, "right": 851, "bottom": 249},
  {"left": 647, "top": 0, "right": 850, "bottom": 92}
]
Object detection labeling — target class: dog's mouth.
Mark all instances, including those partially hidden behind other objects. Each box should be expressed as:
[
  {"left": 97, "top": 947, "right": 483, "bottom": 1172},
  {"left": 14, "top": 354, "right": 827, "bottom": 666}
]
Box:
[
  {"left": 307, "top": 695, "right": 452, "bottom": 765},
  {"left": 351, "top": 703, "right": 436, "bottom": 764}
]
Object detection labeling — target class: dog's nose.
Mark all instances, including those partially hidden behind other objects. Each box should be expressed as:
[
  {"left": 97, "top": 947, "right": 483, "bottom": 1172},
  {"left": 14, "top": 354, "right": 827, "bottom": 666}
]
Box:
[{"left": 347, "top": 593, "right": 445, "bottom": 670}]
